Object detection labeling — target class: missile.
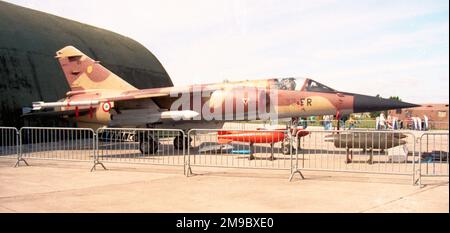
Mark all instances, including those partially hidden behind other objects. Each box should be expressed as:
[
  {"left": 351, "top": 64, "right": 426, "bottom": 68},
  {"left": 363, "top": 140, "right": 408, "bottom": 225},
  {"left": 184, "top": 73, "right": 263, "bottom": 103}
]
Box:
[
  {"left": 32, "top": 100, "right": 99, "bottom": 110},
  {"left": 160, "top": 110, "right": 199, "bottom": 120}
]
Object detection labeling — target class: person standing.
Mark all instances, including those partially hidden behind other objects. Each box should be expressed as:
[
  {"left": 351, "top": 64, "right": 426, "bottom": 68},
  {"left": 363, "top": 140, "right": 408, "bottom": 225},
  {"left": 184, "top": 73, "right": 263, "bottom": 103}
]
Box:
[
  {"left": 423, "top": 115, "right": 429, "bottom": 131},
  {"left": 392, "top": 116, "right": 398, "bottom": 130},
  {"left": 387, "top": 114, "right": 392, "bottom": 129},
  {"left": 417, "top": 117, "right": 422, "bottom": 131},
  {"left": 412, "top": 117, "right": 418, "bottom": 130},
  {"left": 379, "top": 113, "right": 386, "bottom": 130},
  {"left": 348, "top": 115, "right": 355, "bottom": 130},
  {"left": 329, "top": 115, "right": 334, "bottom": 130},
  {"left": 323, "top": 115, "right": 330, "bottom": 130}
]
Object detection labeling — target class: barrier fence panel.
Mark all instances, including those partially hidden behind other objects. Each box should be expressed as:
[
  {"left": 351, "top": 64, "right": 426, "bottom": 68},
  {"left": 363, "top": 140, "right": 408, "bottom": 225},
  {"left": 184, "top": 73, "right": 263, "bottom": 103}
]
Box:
[
  {"left": 296, "top": 130, "right": 417, "bottom": 177},
  {"left": 418, "top": 133, "right": 449, "bottom": 186},
  {"left": 95, "top": 128, "right": 186, "bottom": 169},
  {"left": 17, "top": 127, "right": 95, "bottom": 166},
  {"left": 5, "top": 125, "right": 447, "bottom": 185},
  {"left": 0, "top": 127, "right": 19, "bottom": 158},
  {"left": 187, "top": 129, "right": 297, "bottom": 177}
]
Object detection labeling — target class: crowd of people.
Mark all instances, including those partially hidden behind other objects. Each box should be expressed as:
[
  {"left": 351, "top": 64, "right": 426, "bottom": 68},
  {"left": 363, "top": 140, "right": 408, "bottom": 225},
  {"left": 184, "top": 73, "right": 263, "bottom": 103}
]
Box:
[
  {"left": 321, "top": 115, "right": 355, "bottom": 130},
  {"left": 317, "top": 113, "right": 431, "bottom": 131},
  {"left": 375, "top": 113, "right": 429, "bottom": 131}
]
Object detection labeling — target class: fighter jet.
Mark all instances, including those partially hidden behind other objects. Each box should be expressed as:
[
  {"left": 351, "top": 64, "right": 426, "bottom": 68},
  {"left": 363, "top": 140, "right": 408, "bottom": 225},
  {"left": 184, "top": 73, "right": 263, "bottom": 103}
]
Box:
[{"left": 28, "top": 46, "right": 418, "bottom": 153}]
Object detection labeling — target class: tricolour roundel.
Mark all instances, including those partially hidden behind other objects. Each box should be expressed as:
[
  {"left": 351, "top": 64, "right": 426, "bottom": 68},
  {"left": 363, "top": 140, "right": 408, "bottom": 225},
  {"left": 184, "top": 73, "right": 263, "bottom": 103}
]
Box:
[{"left": 102, "top": 102, "right": 111, "bottom": 112}]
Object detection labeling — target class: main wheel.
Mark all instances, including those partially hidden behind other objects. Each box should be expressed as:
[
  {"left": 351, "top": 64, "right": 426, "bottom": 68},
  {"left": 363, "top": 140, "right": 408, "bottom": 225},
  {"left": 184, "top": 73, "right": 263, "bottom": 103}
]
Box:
[
  {"left": 139, "top": 134, "right": 158, "bottom": 154},
  {"left": 173, "top": 135, "right": 190, "bottom": 150}
]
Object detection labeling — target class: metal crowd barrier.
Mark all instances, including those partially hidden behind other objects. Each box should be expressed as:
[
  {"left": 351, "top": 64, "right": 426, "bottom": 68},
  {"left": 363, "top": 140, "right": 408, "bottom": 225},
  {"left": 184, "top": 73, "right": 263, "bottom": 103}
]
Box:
[
  {"left": 2, "top": 125, "right": 448, "bottom": 186},
  {"left": 17, "top": 127, "right": 96, "bottom": 167},
  {"left": 295, "top": 130, "right": 417, "bottom": 180},
  {"left": 0, "top": 127, "right": 19, "bottom": 158},
  {"left": 417, "top": 133, "right": 449, "bottom": 186},
  {"left": 95, "top": 128, "right": 186, "bottom": 171},
  {"left": 186, "top": 129, "right": 303, "bottom": 180}
]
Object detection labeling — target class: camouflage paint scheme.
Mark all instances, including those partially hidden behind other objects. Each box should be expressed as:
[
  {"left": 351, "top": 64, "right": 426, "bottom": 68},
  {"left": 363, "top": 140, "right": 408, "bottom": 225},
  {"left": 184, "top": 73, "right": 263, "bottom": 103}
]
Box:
[{"left": 31, "top": 46, "right": 417, "bottom": 130}]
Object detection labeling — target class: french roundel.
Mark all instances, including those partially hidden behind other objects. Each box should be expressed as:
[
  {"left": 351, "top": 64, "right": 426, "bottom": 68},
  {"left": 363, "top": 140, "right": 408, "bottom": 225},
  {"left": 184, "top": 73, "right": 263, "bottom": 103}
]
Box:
[{"left": 102, "top": 102, "right": 111, "bottom": 112}]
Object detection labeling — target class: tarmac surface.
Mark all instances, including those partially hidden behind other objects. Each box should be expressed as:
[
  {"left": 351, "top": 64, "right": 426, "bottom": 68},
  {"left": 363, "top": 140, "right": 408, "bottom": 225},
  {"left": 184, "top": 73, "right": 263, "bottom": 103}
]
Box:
[{"left": 0, "top": 158, "right": 448, "bottom": 212}]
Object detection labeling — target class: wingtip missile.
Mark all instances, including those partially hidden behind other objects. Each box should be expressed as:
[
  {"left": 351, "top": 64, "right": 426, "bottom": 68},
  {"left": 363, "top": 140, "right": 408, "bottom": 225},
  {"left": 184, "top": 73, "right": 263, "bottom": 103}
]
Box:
[
  {"left": 32, "top": 100, "right": 100, "bottom": 110},
  {"left": 160, "top": 110, "right": 200, "bottom": 120}
]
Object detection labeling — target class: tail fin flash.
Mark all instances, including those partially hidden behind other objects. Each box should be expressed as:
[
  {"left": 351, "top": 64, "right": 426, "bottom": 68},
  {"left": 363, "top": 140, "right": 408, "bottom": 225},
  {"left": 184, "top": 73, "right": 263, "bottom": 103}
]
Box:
[{"left": 55, "top": 46, "right": 137, "bottom": 91}]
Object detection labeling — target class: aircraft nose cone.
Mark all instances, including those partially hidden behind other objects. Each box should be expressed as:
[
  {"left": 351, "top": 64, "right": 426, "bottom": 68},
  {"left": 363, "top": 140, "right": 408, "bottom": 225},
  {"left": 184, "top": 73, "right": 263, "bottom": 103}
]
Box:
[{"left": 353, "top": 94, "right": 419, "bottom": 113}]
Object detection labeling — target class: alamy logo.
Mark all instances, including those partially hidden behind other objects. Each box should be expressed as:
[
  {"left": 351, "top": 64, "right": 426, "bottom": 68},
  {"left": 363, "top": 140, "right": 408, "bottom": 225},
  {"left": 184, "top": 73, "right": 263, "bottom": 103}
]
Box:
[{"left": 169, "top": 85, "right": 279, "bottom": 122}]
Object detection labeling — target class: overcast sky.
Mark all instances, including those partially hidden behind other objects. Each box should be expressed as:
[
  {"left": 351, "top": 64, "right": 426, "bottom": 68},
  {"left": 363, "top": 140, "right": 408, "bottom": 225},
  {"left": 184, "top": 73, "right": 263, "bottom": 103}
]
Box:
[{"left": 6, "top": 0, "right": 449, "bottom": 103}]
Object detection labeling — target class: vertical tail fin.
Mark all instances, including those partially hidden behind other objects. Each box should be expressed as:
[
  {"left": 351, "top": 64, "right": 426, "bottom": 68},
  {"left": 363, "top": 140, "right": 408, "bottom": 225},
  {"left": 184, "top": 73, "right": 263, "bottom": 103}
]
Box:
[{"left": 55, "top": 46, "right": 137, "bottom": 91}]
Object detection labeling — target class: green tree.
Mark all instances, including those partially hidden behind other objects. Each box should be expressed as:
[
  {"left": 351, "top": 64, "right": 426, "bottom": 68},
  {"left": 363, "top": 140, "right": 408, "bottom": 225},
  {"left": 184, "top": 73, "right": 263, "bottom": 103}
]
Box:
[{"left": 389, "top": 96, "right": 402, "bottom": 101}]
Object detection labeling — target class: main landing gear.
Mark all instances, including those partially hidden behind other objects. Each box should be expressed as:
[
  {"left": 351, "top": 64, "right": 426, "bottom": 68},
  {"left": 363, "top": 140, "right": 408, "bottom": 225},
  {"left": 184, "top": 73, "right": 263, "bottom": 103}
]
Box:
[
  {"left": 173, "top": 132, "right": 192, "bottom": 150},
  {"left": 137, "top": 130, "right": 191, "bottom": 154},
  {"left": 138, "top": 132, "right": 159, "bottom": 154}
]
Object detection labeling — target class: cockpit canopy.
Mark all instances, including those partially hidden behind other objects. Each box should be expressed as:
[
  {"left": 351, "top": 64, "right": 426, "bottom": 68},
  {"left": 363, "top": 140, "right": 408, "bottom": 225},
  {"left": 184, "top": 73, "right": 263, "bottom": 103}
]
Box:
[
  {"left": 303, "top": 79, "right": 336, "bottom": 92},
  {"left": 275, "top": 77, "right": 336, "bottom": 93}
]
